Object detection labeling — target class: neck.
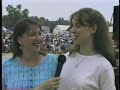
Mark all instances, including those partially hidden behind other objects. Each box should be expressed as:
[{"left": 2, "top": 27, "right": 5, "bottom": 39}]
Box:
[
  {"left": 79, "top": 40, "right": 97, "bottom": 56},
  {"left": 20, "top": 51, "right": 44, "bottom": 67}
]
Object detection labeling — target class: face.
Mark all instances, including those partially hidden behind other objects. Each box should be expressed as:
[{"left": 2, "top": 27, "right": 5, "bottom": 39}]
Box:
[
  {"left": 17, "top": 25, "right": 44, "bottom": 53},
  {"left": 70, "top": 18, "right": 96, "bottom": 45}
]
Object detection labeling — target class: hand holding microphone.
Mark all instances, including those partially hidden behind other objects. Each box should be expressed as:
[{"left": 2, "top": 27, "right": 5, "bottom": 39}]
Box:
[
  {"left": 34, "top": 77, "right": 61, "bottom": 90},
  {"left": 34, "top": 55, "right": 66, "bottom": 90}
]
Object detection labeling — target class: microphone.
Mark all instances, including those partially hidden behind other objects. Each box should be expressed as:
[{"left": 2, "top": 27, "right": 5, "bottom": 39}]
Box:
[{"left": 54, "top": 55, "right": 66, "bottom": 77}]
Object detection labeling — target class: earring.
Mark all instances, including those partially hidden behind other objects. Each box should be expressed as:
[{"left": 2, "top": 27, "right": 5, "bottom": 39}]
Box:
[{"left": 20, "top": 46, "right": 22, "bottom": 49}]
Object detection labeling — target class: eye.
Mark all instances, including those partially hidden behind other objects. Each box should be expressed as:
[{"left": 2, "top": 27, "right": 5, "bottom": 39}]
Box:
[
  {"left": 69, "top": 25, "right": 73, "bottom": 30},
  {"left": 75, "top": 23, "right": 81, "bottom": 28},
  {"left": 38, "top": 33, "right": 42, "bottom": 36},
  {"left": 28, "top": 33, "right": 35, "bottom": 36}
]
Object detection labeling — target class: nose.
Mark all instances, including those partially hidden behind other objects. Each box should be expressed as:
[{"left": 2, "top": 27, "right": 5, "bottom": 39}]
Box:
[{"left": 70, "top": 27, "right": 76, "bottom": 34}]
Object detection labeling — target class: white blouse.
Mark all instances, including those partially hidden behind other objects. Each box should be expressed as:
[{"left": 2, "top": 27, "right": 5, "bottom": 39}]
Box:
[{"left": 58, "top": 52, "right": 116, "bottom": 90}]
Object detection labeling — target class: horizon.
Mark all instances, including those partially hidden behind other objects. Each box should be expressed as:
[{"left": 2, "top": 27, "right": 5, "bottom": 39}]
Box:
[{"left": 2, "top": 0, "right": 119, "bottom": 21}]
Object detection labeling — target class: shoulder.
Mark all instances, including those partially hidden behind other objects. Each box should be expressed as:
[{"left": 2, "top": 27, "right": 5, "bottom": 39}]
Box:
[
  {"left": 64, "top": 52, "right": 70, "bottom": 57},
  {"left": 94, "top": 54, "right": 114, "bottom": 71},
  {"left": 46, "top": 53, "right": 58, "bottom": 63},
  {"left": 63, "top": 52, "right": 76, "bottom": 61},
  {"left": 2, "top": 58, "right": 18, "bottom": 74},
  {"left": 2, "top": 58, "right": 18, "bottom": 68},
  {"left": 47, "top": 53, "right": 58, "bottom": 59},
  {"left": 97, "top": 55, "right": 112, "bottom": 66},
  {"left": 64, "top": 52, "right": 71, "bottom": 59}
]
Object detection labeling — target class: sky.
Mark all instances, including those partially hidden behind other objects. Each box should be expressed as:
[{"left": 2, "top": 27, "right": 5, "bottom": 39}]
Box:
[{"left": 2, "top": 0, "right": 119, "bottom": 21}]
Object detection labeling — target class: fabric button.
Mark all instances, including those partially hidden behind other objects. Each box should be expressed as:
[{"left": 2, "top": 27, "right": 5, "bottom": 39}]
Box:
[{"left": 30, "top": 86, "right": 33, "bottom": 88}]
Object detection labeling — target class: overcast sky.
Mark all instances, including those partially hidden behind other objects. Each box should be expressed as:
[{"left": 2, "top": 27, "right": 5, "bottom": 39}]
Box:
[{"left": 2, "top": 0, "right": 119, "bottom": 21}]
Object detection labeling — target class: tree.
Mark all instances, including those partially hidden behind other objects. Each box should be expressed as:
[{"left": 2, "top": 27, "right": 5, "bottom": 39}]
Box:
[
  {"left": 2, "top": 4, "right": 29, "bottom": 28},
  {"left": 2, "top": 4, "right": 70, "bottom": 33},
  {"left": 29, "top": 16, "right": 39, "bottom": 22},
  {"left": 38, "top": 17, "right": 46, "bottom": 25},
  {"left": 22, "top": 9, "right": 29, "bottom": 18}
]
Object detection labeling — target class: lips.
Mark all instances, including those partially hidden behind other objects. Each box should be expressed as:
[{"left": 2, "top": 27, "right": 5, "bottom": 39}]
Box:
[
  {"left": 32, "top": 42, "right": 41, "bottom": 46},
  {"left": 73, "top": 34, "right": 78, "bottom": 38},
  {"left": 33, "top": 44, "right": 40, "bottom": 46},
  {"left": 74, "top": 35, "right": 77, "bottom": 37}
]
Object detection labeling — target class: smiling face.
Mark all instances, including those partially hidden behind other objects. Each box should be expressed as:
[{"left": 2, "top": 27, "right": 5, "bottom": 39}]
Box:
[
  {"left": 17, "top": 25, "right": 44, "bottom": 54},
  {"left": 70, "top": 18, "right": 96, "bottom": 46}
]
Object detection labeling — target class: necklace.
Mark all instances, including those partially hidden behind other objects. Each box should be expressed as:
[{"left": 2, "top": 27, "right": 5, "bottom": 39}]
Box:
[{"left": 75, "top": 54, "right": 86, "bottom": 68}]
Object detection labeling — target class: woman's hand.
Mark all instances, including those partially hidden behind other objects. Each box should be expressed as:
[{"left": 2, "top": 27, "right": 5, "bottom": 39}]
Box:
[{"left": 34, "top": 77, "right": 61, "bottom": 90}]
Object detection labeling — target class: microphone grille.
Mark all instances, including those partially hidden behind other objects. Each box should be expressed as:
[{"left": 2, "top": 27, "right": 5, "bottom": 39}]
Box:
[{"left": 58, "top": 55, "right": 66, "bottom": 63}]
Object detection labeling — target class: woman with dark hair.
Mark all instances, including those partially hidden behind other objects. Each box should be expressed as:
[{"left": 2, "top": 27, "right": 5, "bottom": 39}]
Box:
[
  {"left": 58, "top": 8, "right": 116, "bottom": 90},
  {"left": 2, "top": 19, "right": 61, "bottom": 90}
]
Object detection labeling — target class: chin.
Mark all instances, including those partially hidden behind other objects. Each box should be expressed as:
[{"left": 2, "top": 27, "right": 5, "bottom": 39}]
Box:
[
  {"left": 32, "top": 49, "right": 40, "bottom": 53},
  {"left": 74, "top": 40, "right": 80, "bottom": 45}
]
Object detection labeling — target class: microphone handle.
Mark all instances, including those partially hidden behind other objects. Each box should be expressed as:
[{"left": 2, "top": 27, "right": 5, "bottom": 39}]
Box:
[{"left": 55, "top": 63, "right": 63, "bottom": 77}]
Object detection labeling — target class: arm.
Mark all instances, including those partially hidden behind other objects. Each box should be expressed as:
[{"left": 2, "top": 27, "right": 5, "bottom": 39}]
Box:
[
  {"left": 2, "top": 78, "right": 6, "bottom": 90},
  {"left": 2, "top": 67, "right": 7, "bottom": 90},
  {"left": 98, "top": 66, "right": 116, "bottom": 90}
]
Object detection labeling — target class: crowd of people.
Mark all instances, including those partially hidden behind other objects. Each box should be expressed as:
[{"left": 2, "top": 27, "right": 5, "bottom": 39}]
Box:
[
  {"left": 43, "top": 33, "right": 74, "bottom": 53},
  {"left": 2, "top": 29, "right": 74, "bottom": 54},
  {"left": 2, "top": 30, "right": 13, "bottom": 53},
  {"left": 2, "top": 22, "right": 119, "bottom": 66}
]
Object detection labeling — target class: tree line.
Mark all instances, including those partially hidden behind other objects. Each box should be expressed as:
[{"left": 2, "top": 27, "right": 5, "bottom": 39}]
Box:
[
  {"left": 2, "top": 4, "right": 111, "bottom": 33},
  {"left": 2, "top": 4, "right": 70, "bottom": 33}
]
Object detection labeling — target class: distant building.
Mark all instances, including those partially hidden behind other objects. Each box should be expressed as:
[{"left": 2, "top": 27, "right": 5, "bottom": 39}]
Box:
[
  {"left": 41, "top": 26, "right": 50, "bottom": 34},
  {"left": 109, "top": 26, "right": 113, "bottom": 39},
  {"left": 53, "top": 25, "right": 70, "bottom": 35},
  {"left": 2, "top": 26, "right": 7, "bottom": 32}
]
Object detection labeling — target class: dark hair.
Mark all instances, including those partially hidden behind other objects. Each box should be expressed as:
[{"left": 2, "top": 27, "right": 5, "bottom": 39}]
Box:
[
  {"left": 11, "top": 18, "right": 46, "bottom": 59},
  {"left": 69, "top": 8, "right": 115, "bottom": 64}
]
